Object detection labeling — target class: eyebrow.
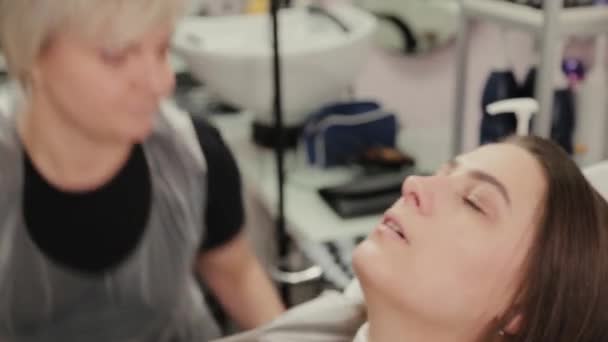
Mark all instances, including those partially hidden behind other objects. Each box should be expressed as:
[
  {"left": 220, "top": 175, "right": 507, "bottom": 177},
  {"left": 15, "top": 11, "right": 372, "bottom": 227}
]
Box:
[{"left": 447, "top": 160, "right": 512, "bottom": 207}]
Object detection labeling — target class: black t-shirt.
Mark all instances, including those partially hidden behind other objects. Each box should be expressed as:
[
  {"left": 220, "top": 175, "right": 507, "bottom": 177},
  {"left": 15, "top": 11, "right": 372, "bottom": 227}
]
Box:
[{"left": 22, "top": 116, "right": 244, "bottom": 274}]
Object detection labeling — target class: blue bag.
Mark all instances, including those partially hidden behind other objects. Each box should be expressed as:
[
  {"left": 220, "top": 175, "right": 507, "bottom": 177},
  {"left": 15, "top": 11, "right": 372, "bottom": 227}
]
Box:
[{"left": 303, "top": 101, "right": 398, "bottom": 168}]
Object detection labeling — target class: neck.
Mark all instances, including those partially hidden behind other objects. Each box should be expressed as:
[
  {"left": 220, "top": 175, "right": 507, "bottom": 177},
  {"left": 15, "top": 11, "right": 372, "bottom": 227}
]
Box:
[
  {"left": 365, "top": 296, "right": 472, "bottom": 342},
  {"left": 18, "top": 99, "right": 134, "bottom": 192}
]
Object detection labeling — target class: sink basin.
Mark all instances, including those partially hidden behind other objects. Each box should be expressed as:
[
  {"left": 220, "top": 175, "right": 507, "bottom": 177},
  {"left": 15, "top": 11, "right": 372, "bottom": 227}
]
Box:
[{"left": 172, "top": 3, "right": 377, "bottom": 126}]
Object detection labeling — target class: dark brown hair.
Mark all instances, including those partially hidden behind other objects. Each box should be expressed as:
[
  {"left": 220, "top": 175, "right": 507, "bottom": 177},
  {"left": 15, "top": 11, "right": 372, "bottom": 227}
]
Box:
[{"left": 479, "top": 136, "right": 608, "bottom": 341}]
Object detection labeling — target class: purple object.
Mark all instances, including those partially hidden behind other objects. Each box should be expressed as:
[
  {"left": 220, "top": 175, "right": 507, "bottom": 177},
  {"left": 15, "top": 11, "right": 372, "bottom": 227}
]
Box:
[{"left": 562, "top": 58, "right": 586, "bottom": 87}]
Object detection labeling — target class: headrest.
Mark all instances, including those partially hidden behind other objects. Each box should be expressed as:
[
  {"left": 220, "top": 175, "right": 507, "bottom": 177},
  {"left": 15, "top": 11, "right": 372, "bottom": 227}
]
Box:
[{"left": 584, "top": 161, "right": 608, "bottom": 200}]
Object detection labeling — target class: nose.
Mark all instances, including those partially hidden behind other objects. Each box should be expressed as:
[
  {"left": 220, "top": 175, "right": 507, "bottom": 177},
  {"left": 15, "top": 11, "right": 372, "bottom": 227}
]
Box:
[
  {"left": 137, "top": 53, "right": 175, "bottom": 99},
  {"left": 401, "top": 175, "right": 444, "bottom": 216}
]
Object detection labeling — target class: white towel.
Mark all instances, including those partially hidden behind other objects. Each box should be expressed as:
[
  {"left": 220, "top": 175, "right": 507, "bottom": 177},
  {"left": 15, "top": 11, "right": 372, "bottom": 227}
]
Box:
[{"left": 214, "top": 280, "right": 368, "bottom": 342}]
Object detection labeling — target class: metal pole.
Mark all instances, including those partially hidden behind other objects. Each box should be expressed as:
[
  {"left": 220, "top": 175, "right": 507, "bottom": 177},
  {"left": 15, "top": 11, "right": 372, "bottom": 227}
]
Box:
[
  {"left": 453, "top": 1, "right": 473, "bottom": 157},
  {"left": 270, "top": 0, "right": 291, "bottom": 306},
  {"left": 534, "top": 0, "right": 563, "bottom": 138}
]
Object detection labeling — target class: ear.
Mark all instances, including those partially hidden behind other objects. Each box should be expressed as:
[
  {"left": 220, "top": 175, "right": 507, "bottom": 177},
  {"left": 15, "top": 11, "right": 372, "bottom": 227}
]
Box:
[{"left": 503, "top": 313, "right": 523, "bottom": 335}]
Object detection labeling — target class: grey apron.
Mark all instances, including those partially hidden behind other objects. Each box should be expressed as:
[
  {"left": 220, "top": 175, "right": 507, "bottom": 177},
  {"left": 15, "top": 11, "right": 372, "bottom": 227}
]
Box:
[{"left": 0, "top": 103, "right": 222, "bottom": 341}]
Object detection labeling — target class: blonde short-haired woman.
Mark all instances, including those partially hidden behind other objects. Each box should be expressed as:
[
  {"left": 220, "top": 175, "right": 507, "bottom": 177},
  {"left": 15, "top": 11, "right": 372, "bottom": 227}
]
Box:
[{"left": 0, "top": 0, "right": 284, "bottom": 341}]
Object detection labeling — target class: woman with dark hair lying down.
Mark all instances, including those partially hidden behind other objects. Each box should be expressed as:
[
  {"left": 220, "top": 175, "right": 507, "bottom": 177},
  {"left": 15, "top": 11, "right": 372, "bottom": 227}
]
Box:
[{"left": 217, "top": 136, "right": 608, "bottom": 342}]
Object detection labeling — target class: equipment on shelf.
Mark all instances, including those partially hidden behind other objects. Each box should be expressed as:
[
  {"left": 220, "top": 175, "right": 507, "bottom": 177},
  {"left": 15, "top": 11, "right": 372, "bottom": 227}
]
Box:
[
  {"left": 302, "top": 101, "right": 399, "bottom": 169},
  {"left": 486, "top": 98, "right": 539, "bottom": 136},
  {"left": 319, "top": 168, "right": 425, "bottom": 219},
  {"left": 479, "top": 28, "right": 576, "bottom": 154},
  {"left": 479, "top": 71, "right": 520, "bottom": 144},
  {"left": 453, "top": 0, "right": 608, "bottom": 156},
  {"left": 520, "top": 40, "right": 576, "bottom": 154},
  {"left": 479, "top": 28, "right": 519, "bottom": 144}
]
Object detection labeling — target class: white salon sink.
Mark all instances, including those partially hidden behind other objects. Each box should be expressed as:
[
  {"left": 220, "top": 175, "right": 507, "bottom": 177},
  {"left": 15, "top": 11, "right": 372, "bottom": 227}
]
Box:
[{"left": 172, "top": 3, "right": 377, "bottom": 126}]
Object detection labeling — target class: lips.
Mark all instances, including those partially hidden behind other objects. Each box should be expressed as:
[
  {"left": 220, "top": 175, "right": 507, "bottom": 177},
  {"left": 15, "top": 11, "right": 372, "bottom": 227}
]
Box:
[{"left": 380, "top": 215, "right": 409, "bottom": 244}]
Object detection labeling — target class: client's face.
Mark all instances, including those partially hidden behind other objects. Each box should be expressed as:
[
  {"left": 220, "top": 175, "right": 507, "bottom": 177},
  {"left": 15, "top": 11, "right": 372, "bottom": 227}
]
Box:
[{"left": 353, "top": 143, "right": 546, "bottom": 332}]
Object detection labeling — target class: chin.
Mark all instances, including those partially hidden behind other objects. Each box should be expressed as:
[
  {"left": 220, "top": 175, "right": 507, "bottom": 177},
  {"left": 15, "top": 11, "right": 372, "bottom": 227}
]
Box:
[
  {"left": 355, "top": 242, "right": 419, "bottom": 313},
  {"left": 130, "top": 126, "right": 155, "bottom": 142},
  {"left": 107, "top": 126, "right": 152, "bottom": 145},
  {"left": 122, "top": 115, "right": 157, "bottom": 142},
  {"left": 356, "top": 239, "right": 411, "bottom": 286},
  {"left": 353, "top": 240, "right": 388, "bottom": 285},
  {"left": 353, "top": 241, "right": 399, "bottom": 305}
]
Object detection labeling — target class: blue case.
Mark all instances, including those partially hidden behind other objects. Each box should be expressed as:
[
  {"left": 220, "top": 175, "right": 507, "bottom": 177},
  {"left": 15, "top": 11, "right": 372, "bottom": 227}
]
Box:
[{"left": 303, "top": 101, "right": 398, "bottom": 168}]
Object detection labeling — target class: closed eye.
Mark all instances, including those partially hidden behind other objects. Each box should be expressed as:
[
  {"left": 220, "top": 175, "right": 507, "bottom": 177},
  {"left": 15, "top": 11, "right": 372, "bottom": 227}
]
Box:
[
  {"left": 100, "top": 48, "right": 130, "bottom": 66},
  {"left": 463, "top": 197, "right": 484, "bottom": 214}
]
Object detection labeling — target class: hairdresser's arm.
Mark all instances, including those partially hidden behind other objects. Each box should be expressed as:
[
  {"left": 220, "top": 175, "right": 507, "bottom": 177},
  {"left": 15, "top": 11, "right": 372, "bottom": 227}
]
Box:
[
  {"left": 191, "top": 117, "right": 284, "bottom": 328},
  {"left": 198, "top": 233, "right": 286, "bottom": 329}
]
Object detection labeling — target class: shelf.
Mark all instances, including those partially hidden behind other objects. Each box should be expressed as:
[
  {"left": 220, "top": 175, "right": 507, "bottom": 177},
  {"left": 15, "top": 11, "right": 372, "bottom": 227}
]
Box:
[{"left": 462, "top": 0, "right": 608, "bottom": 36}]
